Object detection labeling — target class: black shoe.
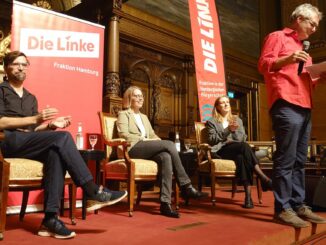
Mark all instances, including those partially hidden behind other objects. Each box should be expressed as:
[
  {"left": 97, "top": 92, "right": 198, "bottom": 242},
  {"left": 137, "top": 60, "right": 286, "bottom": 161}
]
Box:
[
  {"left": 181, "top": 185, "right": 208, "bottom": 201},
  {"left": 160, "top": 202, "right": 180, "bottom": 218},
  {"left": 38, "top": 216, "right": 76, "bottom": 239},
  {"left": 86, "top": 186, "right": 127, "bottom": 212},
  {"left": 261, "top": 179, "right": 273, "bottom": 192},
  {"left": 243, "top": 196, "right": 254, "bottom": 209}
]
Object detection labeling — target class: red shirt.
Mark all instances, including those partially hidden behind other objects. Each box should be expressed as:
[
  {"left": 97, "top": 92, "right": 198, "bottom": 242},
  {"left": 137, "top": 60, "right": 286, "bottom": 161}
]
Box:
[{"left": 258, "top": 28, "right": 316, "bottom": 109}]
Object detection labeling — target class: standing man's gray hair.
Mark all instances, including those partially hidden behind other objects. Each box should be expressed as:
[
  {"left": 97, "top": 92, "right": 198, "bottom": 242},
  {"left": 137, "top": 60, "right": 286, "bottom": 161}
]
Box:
[{"left": 290, "top": 3, "right": 323, "bottom": 23}]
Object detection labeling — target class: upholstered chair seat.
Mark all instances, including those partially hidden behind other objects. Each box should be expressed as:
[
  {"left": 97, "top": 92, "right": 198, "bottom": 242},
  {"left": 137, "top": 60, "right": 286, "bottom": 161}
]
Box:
[
  {"left": 103, "top": 159, "right": 158, "bottom": 179},
  {"left": 198, "top": 159, "right": 236, "bottom": 174},
  {"left": 7, "top": 158, "right": 71, "bottom": 181}
]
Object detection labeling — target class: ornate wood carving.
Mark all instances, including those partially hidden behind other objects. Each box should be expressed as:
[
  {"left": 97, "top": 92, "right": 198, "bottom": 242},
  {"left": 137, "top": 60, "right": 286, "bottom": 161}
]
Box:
[
  {"left": 0, "top": 33, "right": 10, "bottom": 60},
  {"left": 104, "top": 72, "right": 120, "bottom": 97},
  {"left": 103, "top": 95, "right": 122, "bottom": 116},
  {"left": 120, "top": 76, "right": 132, "bottom": 95},
  {"left": 0, "top": 32, "right": 10, "bottom": 81},
  {"left": 129, "top": 66, "right": 150, "bottom": 84},
  {"left": 311, "top": 40, "right": 326, "bottom": 49},
  {"left": 113, "top": 0, "right": 122, "bottom": 10},
  {"left": 152, "top": 81, "right": 161, "bottom": 122},
  {"left": 110, "top": 103, "right": 122, "bottom": 117},
  {"left": 32, "top": 1, "right": 52, "bottom": 9}
]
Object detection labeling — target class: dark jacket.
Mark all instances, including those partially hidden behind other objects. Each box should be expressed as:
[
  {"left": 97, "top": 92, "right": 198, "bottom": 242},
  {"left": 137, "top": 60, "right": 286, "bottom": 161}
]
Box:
[{"left": 205, "top": 117, "right": 247, "bottom": 153}]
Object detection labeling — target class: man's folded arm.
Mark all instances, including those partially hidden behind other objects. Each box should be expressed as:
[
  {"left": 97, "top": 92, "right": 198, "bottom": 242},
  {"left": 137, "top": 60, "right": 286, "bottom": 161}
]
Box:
[{"left": 0, "top": 115, "right": 39, "bottom": 130}]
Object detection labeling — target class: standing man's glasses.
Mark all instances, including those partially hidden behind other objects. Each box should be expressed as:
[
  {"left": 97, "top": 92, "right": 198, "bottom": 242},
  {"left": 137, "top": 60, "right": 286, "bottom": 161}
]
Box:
[{"left": 304, "top": 18, "right": 318, "bottom": 30}]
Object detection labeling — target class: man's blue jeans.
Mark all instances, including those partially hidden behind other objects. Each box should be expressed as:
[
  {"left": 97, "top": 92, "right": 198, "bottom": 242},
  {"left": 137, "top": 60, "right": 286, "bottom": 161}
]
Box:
[{"left": 270, "top": 99, "right": 311, "bottom": 213}]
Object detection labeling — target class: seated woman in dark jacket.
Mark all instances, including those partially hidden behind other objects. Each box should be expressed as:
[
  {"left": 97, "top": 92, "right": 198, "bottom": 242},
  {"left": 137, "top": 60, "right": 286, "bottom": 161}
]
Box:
[
  {"left": 117, "top": 86, "right": 207, "bottom": 218},
  {"left": 206, "top": 95, "right": 272, "bottom": 209}
]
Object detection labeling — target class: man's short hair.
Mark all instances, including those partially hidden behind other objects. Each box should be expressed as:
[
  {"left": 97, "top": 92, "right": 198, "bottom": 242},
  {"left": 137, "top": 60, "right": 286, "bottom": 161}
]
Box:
[{"left": 3, "top": 51, "right": 29, "bottom": 67}]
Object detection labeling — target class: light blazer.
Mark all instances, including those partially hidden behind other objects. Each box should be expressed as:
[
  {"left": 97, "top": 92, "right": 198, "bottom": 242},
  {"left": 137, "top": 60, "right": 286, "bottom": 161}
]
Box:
[
  {"left": 117, "top": 109, "right": 160, "bottom": 150},
  {"left": 205, "top": 117, "right": 247, "bottom": 153}
]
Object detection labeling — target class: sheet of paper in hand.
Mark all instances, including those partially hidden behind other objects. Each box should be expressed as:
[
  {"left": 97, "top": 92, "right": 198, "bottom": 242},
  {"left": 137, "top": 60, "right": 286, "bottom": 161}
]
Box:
[{"left": 305, "top": 61, "right": 326, "bottom": 79}]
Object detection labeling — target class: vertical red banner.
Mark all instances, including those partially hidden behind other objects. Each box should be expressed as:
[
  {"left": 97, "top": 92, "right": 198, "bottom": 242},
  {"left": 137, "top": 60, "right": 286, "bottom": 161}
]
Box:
[{"left": 188, "top": 0, "right": 226, "bottom": 121}]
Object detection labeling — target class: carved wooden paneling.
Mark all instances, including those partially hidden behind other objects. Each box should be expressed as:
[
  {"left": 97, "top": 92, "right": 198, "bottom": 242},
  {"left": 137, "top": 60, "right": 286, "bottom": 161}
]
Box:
[
  {"left": 157, "top": 86, "right": 175, "bottom": 125},
  {"left": 312, "top": 85, "right": 326, "bottom": 140},
  {"left": 258, "top": 83, "right": 273, "bottom": 141},
  {"left": 120, "top": 40, "right": 186, "bottom": 139}
]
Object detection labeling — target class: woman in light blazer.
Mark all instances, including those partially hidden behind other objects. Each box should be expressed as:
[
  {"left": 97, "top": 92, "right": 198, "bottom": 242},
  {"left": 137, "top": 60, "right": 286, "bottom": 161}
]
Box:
[
  {"left": 206, "top": 95, "right": 272, "bottom": 209},
  {"left": 117, "top": 86, "right": 207, "bottom": 218}
]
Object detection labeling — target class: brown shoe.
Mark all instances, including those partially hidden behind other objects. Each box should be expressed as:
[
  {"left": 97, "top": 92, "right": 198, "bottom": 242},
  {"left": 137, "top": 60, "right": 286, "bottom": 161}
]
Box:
[
  {"left": 296, "top": 205, "right": 326, "bottom": 224},
  {"left": 274, "top": 208, "right": 310, "bottom": 228}
]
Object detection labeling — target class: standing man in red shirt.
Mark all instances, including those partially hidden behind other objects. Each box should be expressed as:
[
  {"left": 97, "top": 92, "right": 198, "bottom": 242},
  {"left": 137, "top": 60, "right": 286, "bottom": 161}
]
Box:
[{"left": 258, "top": 3, "right": 326, "bottom": 228}]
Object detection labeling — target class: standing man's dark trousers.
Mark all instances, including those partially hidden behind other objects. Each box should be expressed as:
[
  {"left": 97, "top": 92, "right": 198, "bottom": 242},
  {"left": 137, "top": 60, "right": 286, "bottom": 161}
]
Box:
[
  {"left": 270, "top": 99, "right": 311, "bottom": 213},
  {"left": 0, "top": 130, "right": 93, "bottom": 213}
]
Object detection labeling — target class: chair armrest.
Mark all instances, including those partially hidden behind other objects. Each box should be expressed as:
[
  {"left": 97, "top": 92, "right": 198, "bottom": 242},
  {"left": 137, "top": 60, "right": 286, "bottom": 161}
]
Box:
[
  {"left": 102, "top": 137, "right": 134, "bottom": 167},
  {"left": 0, "top": 132, "right": 5, "bottom": 161},
  {"left": 0, "top": 131, "right": 4, "bottom": 141},
  {"left": 247, "top": 141, "right": 275, "bottom": 148},
  {"left": 197, "top": 143, "right": 213, "bottom": 163},
  {"left": 198, "top": 143, "right": 211, "bottom": 151},
  {"left": 110, "top": 138, "right": 126, "bottom": 142},
  {"left": 248, "top": 144, "right": 259, "bottom": 151},
  {"left": 103, "top": 138, "right": 130, "bottom": 148},
  {"left": 247, "top": 141, "right": 275, "bottom": 162}
]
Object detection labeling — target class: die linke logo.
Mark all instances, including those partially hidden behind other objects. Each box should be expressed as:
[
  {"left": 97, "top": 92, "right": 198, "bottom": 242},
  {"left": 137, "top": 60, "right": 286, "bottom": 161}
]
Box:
[{"left": 19, "top": 28, "right": 100, "bottom": 58}]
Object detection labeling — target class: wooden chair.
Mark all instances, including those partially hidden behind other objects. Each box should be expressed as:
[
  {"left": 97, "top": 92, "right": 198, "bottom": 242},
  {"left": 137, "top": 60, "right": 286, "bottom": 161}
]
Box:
[
  {"left": 247, "top": 140, "right": 275, "bottom": 170},
  {"left": 0, "top": 133, "right": 76, "bottom": 240},
  {"left": 98, "top": 112, "right": 179, "bottom": 217},
  {"left": 194, "top": 122, "right": 262, "bottom": 205}
]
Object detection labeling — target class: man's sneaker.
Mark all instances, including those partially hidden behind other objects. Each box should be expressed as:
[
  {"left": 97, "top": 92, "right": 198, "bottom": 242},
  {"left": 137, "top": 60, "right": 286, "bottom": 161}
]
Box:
[
  {"left": 86, "top": 186, "right": 127, "bottom": 212},
  {"left": 274, "top": 208, "right": 310, "bottom": 228},
  {"left": 37, "top": 216, "right": 76, "bottom": 239},
  {"left": 296, "top": 205, "right": 326, "bottom": 224}
]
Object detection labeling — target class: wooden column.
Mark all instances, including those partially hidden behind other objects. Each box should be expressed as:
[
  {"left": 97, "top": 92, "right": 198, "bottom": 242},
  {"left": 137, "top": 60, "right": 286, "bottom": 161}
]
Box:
[
  {"left": 103, "top": 9, "right": 122, "bottom": 115},
  {"left": 183, "top": 57, "right": 195, "bottom": 138}
]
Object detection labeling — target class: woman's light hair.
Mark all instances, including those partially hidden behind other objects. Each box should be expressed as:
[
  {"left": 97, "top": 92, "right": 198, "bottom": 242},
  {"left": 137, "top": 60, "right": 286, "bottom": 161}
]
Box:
[
  {"left": 290, "top": 3, "right": 323, "bottom": 23},
  {"left": 122, "top": 85, "right": 142, "bottom": 109},
  {"left": 212, "top": 95, "right": 233, "bottom": 123}
]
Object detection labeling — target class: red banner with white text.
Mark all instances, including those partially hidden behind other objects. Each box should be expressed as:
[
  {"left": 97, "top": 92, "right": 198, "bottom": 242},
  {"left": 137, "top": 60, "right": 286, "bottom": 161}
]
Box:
[
  {"left": 188, "top": 0, "right": 226, "bottom": 121},
  {"left": 9, "top": 1, "right": 104, "bottom": 208}
]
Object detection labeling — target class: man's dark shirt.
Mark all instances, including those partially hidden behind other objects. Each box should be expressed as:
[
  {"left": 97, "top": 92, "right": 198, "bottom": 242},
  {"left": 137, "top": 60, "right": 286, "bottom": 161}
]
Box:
[{"left": 0, "top": 81, "right": 38, "bottom": 131}]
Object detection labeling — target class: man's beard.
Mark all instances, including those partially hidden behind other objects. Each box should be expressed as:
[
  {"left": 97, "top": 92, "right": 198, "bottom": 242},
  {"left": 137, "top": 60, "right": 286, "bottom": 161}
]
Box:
[{"left": 9, "top": 72, "right": 26, "bottom": 82}]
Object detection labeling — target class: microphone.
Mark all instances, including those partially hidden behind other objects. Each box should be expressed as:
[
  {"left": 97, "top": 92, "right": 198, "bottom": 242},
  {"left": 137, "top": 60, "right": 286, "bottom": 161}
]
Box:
[{"left": 298, "top": 41, "right": 310, "bottom": 75}]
